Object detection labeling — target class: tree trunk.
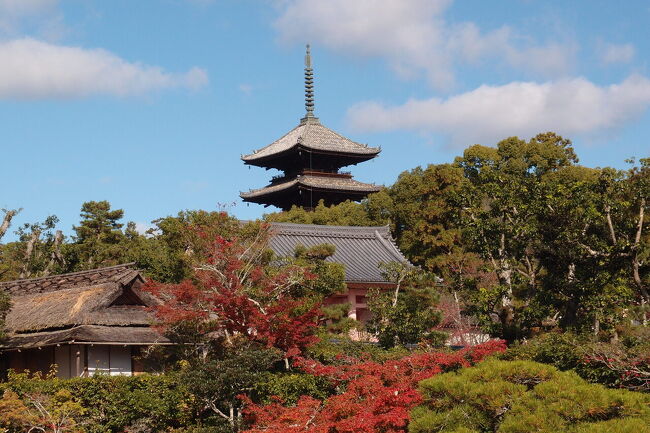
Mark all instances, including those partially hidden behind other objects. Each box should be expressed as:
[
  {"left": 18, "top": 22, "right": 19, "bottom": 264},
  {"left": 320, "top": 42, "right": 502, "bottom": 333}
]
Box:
[
  {"left": 605, "top": 204, "right": 617, "bottom": 244},
  {"left": 496, "top": 231, "right": 515, "bottom": 336},
  {"left": 20, "top": 229, "right": 41, "bottom": 279},
  {"left": 43, "top": 230, "right": 65, "bottom": 276},
  {"left": 0, "top": 209, "right": 17, "bottom": 241},
  {"left": 632, "top": 198, "right": 649, "bottom": 307}
]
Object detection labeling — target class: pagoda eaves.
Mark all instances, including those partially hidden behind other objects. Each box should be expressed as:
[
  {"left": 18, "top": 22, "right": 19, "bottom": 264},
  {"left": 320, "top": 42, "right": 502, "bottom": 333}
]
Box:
[
  {"left": 240, "top": 173, "right": 382, "bottom": 210},
  {"left": 242, "top": 117, "right": 380, "bottom": 171}
]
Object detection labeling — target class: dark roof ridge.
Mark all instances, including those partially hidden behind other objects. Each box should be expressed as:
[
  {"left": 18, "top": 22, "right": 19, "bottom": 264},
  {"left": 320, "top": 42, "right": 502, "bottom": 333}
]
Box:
[
  {"left": 373, "top": 229, "right": 410, "bottom": 263},
  {"left": 0, "top": 263, "right": 137, "bottom": 287},
  {"left": 9, "top": 281, "right": 117, "bottom": 300},
  {"left": 269, "top": 222, "right": 390, "bottom": 235}
]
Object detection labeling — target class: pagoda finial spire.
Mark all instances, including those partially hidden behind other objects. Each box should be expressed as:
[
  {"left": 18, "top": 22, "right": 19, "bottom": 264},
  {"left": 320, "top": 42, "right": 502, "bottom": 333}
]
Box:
[{"left": 303, "top": 44, "right": 316, "bottom": 120}]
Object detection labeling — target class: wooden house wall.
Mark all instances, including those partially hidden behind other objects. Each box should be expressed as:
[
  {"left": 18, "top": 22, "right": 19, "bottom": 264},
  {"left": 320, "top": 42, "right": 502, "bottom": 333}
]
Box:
[{"left": 3, "top": 345, "right": 147, "bottom": 378}]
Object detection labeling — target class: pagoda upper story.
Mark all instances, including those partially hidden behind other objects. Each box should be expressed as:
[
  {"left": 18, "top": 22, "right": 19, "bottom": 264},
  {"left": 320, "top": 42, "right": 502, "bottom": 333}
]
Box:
[{"left": 240, "top": 45, "right": 381, "bottom": 211}]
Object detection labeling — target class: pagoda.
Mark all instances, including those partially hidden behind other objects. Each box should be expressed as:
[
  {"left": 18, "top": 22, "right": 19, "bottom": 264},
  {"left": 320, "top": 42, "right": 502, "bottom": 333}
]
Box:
[{"left": 240, "top": 45, "right": 381, "bottom": 211}]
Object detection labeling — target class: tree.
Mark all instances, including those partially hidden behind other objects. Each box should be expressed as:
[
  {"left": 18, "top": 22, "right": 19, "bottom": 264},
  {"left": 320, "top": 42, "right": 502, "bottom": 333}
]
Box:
[
  {"left": 454, "top": 133, "right": 579, "bottom": 339},
  {"left": 180, "top": 341, "right": 281, "bottom": 432},
  {"left": 410, "top": 360, "right": 650, "bottom": 433},
  {"left": 0, "top": 209, "right": 19, "bottom": 242},
  {"left": 0, "top": 388, "right": 85, "bottom": 433},
  {"left": 132, "top": 209, "right": 256, "bottom": 283},
  {"left": 265, "top": 199, "right": 386, "bottom": 227},
  {"left": 146, "top": 223, "right": 346, "bottom": 366},
  {"left": 366, "top": 263, "right": 445, "bottom": 348},
  {"left": 67, "top": 200, "right": 127, "bottom": 270}
]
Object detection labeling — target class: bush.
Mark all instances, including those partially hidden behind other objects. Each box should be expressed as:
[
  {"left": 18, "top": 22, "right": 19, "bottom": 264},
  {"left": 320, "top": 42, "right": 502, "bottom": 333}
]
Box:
[
  {"left": 410, "top": 360, "right": 650, "bottom": 433},
  {"left": 242, "top": 340, "right": 507, "bottom": 433},
  {"left": 501, "top": 332, "right": 650, "bottom": 392},
  {"left": 0, "top": 371, "right": 190, "bottom": 432},
  {"left": 254, "top": 373, "right": 333, "bottom": 405},
  {"left": 306, "top": 336, "right": 413, "bottom": 364}
]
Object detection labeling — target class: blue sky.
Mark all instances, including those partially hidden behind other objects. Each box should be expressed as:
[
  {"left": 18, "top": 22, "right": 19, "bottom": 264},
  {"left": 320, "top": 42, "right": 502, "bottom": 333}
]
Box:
[{"left": 1, "top": 0, "right": 649, "bottom": 239}]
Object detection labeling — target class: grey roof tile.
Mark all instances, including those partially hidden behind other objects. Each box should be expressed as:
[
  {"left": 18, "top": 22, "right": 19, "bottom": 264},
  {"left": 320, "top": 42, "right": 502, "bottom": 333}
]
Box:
[
  {"left": 242, "top": 117, "right": 380, "bottom": 161},
  {"left": 268, "top": 222, "right": 408, "bottom": 283}
]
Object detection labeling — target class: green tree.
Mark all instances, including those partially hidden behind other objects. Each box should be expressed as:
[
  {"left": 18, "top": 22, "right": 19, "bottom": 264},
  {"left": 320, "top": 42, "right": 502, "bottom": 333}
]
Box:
[
  {"left": 179, "top": 341, "right": 281, "bottom": 432},
  {"left": 66, "top": 200, "right": 128, "bottom": 270},
  {"left": 265, "top": 199, "right": 385, "bottom": 226},
  {"left": 454, "top": 133, "right": 579, "bottom": 339},
  {"left": 366, "top": 263, "right": 444, "bottom": 348}
]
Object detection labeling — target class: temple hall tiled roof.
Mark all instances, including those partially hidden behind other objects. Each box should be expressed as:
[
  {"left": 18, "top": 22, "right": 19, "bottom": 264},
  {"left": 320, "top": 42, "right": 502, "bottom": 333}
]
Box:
[
  {"left": 241, "top": 117, "right": 380, "bottom": 163},
  {"left": 240, "top": 174, "right": 382, "bottom": 199},
  {"left": 268, "top": 222, "right": 409, "bottom": 283}
]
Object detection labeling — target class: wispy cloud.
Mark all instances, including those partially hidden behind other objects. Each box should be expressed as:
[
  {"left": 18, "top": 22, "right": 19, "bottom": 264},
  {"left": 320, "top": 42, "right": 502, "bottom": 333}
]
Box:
[
  {"left": 598, "top": 42, "right": 635, "bottom": 65},
  {"left": 239, "top": 83, "right": 253, "bottom": 96},
  {"left": 274, "top": 0, "right": 576, "bottom": 90},
  {"left": 0, "top": 38, "right": 208, "bottom": 99},
  {"left": 347, "top": 75, "right": 650, "bottom": 146},
  {"left": 0, "top": 0, "right": 66, "bottom": 39}
]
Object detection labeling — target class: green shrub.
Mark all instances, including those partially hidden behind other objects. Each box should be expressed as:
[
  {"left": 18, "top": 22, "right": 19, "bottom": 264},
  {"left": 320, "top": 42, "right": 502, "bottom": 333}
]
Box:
[
  {"left": 0, "top": 371, "right": 190, "bottom": 432},
  {"left": 501, "top": 332, "right": 650, "bottom": 392},
  {"left": 499, "top": 332, "right": 583, "bottom": 370},
  {"left": 306, "top": 336, "right": 413, "bottom": 364},
  {"left": 254, "top": 372, "right": 333, "bottom": 405},
  {"left": 410, "top": 360, "right": 650, "bottom": 433}
]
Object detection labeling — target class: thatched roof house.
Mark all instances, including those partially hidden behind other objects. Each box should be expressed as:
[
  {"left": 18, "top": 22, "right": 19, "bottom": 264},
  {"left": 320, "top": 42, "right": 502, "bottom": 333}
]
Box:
[
  {"left": 0, "top": 263, "right": 167, "bottom": 377},
  {"left": 0, "top": 224, "right": 411, "bottom": 376}
]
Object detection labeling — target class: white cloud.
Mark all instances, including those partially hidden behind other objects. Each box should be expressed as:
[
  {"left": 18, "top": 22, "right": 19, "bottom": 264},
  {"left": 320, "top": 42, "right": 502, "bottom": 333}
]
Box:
[
  {"left": 0, "top": 0, "right": 64, "bottom": 38},
  {"left": 599, "top": 42, "right": 635, "bottom": 65},
  {"left": 0, "top": 38, "right": 208, "bottom": 99},
  {"left": 347, "top": 75, "right": 650, "bottom": 146},
  {"left": 274, "top": 0, "right": 575, "bottom": 89},
  {"left": 134, "top": 221, "right": 158, "bottom": 237},
  {"left": 239, "top": 83, "right": 253, "bottom": 96},
  {"left": 0, "top": 0, "right": 56, "bottom": 14}
]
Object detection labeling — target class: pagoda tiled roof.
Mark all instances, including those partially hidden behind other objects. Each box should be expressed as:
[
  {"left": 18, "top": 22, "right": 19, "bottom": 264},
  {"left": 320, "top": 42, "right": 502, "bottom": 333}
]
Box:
[
  {"left": 268, "top": 222, "right": 409, "bottom": 283},
  {"left": 240, "top": 174, "right": 382, "bottom": 199},
  {"left": 242, "top": 117, "right": 380, "bottom": 163}
]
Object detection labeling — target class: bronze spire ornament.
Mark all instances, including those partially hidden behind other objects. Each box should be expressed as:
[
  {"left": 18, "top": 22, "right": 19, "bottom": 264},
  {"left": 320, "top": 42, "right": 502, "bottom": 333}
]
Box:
[{"left": 303, "top": 44, "right": 316, "bottom": 120}]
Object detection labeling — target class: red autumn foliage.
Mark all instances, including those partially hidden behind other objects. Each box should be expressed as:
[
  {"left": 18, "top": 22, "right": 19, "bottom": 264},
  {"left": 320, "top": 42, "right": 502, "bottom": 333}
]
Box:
[
  {"left": 145, "top": 231, "right": 323, "bottom": 356},
  {"left": 242, "top": 340, "right": 507, "bottom": 433}
]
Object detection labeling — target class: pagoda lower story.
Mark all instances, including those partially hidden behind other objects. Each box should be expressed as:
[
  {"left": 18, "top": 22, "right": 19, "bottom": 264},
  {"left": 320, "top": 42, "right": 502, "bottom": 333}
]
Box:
[{"left": 241, "top": 170, "right": 381, "bottom": 211}]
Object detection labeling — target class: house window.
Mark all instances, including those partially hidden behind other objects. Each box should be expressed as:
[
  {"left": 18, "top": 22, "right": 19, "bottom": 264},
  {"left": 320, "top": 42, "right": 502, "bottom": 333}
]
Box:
[
  {"left": 87, "top": 346, "right": 132, "bottom": 376},
  {"left": 356, "top": 308, "right": 371, "bottom": 323},
  {"left": 355, "top": 295, "right": 366, "bottom": 305}
]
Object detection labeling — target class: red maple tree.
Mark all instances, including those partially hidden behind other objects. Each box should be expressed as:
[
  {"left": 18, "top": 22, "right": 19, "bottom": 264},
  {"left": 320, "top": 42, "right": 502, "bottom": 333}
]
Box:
[
  {"left": 146, "top": 227, "right": 323, "bottom": 359},
  {"left": 242, "top": 340, "right": 507, "bottom": 433}
]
